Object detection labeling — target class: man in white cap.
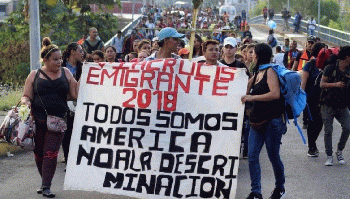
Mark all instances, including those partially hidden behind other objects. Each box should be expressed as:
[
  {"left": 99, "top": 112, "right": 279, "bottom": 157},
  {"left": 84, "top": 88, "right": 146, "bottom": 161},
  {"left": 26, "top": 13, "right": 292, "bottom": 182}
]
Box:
[
  {"left": 220, "top": 37, "right": 247, "bottom": 69},
  {"left": 144, "top": 27, "right": 185, "bottom": 61}
]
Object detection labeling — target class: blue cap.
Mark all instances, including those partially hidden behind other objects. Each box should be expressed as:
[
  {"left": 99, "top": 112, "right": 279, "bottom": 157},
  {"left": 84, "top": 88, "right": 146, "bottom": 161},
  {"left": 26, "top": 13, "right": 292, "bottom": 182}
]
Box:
[{"left": 158, "top": 27, "right": 185, "bottom": 41}]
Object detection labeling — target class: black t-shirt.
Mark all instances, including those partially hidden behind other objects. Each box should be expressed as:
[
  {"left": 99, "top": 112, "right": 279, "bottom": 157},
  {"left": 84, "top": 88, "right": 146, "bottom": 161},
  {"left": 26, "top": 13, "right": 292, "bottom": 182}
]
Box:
[
  {"left": 220, "top": 59, "right": 247, "bottom": 69},
  {"left": 322, "top": 62, "right": 350, "bottom": 109}
]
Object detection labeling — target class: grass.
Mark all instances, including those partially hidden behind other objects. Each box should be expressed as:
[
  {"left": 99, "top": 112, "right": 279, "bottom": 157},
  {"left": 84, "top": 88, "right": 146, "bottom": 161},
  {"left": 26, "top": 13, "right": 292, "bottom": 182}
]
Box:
[{"left": 0, "top": 88, "right": 23, "bottom": 111}]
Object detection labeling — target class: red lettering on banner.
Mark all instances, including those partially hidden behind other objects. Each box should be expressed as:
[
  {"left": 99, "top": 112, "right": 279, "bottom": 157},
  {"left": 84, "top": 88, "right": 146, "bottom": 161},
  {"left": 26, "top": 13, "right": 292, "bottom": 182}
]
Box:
[
  {"left": 212, "top": 80, "right": 229, "bottom": 96},
  {"left": 179, "top": 60, "right": 195, "bottom": 76},
  {"left": 215, "top": 66, "right": 221, "bottom": 80},
  {"left": 140, "top": 71, "right": 155, "bottom": 89},
  {"left": 174, "top": 75, "right": 190, "bottom": 93},
  {"left": 195, "top": 62, "right": 210, "bottom": 79},
  {"left": 131, "top": 61, "right": 147, "bottom": 70},
  {"left": 86, "top": 67, "right": 101, "bottom": 85},
  {"left": 164, "top": 91, "right": 177, "bottom": 111},
  {"left": 163, "top": 59, "right": 176, "bottom": 74},
  {"left": 156, "top": 72, "right": 173, "bottom": 91},
  {"left": 124, "top": 70, "right": 140, "bottom": 87},
  {"left": 137, "top": 89, "right": 152, "bottom": 108},
  {"left": 194, "top": 77, "right": 210, "bottom": 95},
  {"left": 220, "top": 67, "right": 235, "bottom": 81},
  {"left": 146, "top": 60, "right": 162, "bottom": 71},
  {"left": 100, "top": 68, "right": 119, "bottom": 86},
  {"left": 122, "top": 88, "right": 137, "bottom": 108}
]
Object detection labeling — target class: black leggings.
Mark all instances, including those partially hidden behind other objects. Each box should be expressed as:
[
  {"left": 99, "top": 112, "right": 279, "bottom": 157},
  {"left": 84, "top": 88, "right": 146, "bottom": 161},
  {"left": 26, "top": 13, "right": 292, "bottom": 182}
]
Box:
[
  {"left": 62, "top": 112, "right": 74, "bottom": 162},
  {"left": 34, "top": 118, "right": 64, "bottom": 188}
]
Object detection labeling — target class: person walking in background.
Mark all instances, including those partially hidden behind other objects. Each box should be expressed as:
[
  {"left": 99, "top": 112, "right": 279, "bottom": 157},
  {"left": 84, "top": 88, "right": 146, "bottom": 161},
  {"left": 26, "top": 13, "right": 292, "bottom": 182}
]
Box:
[
  {"left": 283, "top": 40, "right": 300, "bottom": 69},
  {"left": 61, "top": 42, "right": 84, "bottom": 169},
  {"left": 262, "top": 7, "right": 268, "bottom": 24},
  {"left": 301, "top": 42, "right": 326, "bottom": 157},
  {"left": 293, "top": 11, "right": 302, "bottom": 33},
  {"left": 82, "top": 27, "right": 105, "bottom": 62},
  {"left": 242, "top": 43, "right": 286, "bottom": 199},
  {"left": 242, "top": 9, "right": 247, "bottom": 20},
  {"left": 268, "top": 8, "right": 275, "bottom": 21},
  {"left": 308, "top": 17, "right": 317, "bottom": 36},
  {"left": 281, "top": 8, "right": 290, "bottom": 31},
  {"left": 21, "top": 37, "right": 78, "bottom": 198},
  {"left": 320, "top": 46, "right": 350, "bottom": 166},
  {"left": 282, "top": 38, "right": 290, "bottom": 52},
  {"left": 110, "top": 30, "right": 124, "bottom": 60}
]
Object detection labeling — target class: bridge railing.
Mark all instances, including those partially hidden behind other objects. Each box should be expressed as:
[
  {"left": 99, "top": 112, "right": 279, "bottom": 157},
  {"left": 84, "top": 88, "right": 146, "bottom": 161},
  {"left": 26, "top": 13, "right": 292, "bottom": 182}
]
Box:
[
  {"left": 249, "top": 14, "right": 350, "bottom": 46},
  {"left": 105, "top": 15, "right": 143, "bottom": 47}
]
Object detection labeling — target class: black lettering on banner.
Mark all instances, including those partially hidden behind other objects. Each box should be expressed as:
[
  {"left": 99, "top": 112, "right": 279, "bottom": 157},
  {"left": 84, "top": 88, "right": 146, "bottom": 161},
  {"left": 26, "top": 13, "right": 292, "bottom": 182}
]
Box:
[
  {"left": 136, "top": 109, "right": 151, "bottom": 126},
  {"left": 110, "top": 106, "right": 122, "bottom": 124},
  {"left": 222, "top": 112, "right": 238, "bottom": 130},
  {"left": 103, "top": 172, "right": 124, "bottom": 188},
  {"left": 197, "top": 155, "right": 211, "bottom": 174},
  {"left": 128, "top": 128, "right": 145, "bottom": 148},
  {"left": 94, "top": 104, "right": 109, "bottom": 123},
  {"left": 225, "top": 156, "right": 239, "bottom": 179},
  {"left": 190, "top": 132, "right": 212, "bottom": 153},
  {"left": 173, "top": 175, "right": 187, "bottom": 198},
  {"left": 159, "top": 153, "right": 174, "bottom": 173},
  {"left": 215, "top": 178, "right": 232, "bottom": 198},
  {"left": 155, "top": 111, "right": 170, "bottom": 128},
  {"left": 200, "top": 177, "right": 215, "bottom": 198},
  {"left": 186, "top": 176, "right": 200, "bottom": 197},
  {"left": 97, "top": 127, "right": 112, "bottom": 144},
  {"left": 76, "top": 145, "right": 95, "bottom": 165},
  {"left": 185, "top": 154, "right": 197, "bottom": 174},
  {"left": 115, "top": 149, "right": 130, "bottom": 170},
  {"left": 174, "top": 154, "right": 184, "bottom": 174},
  {"left": 122, "top": 107, "right": 135, "bottom": 124},
  {"left": 149, "top": 130, "right": 166, "bottom": 151},
  {"left": 123, "top": 173, "right": 138, "bottom": 191},
  {"left": 114, "top": 127, "right": 127, "bottom": 146},
  {"left": 212, "top": 155, "right": 228, "bottom": 176},
  {"left": 136, "top": 174, "right": 156, "bottom": 194},
  {"left": 140, "top": 152, "right": 152, "bottom": 171},
  {"left": 93, "top": 148, "right": 113, "bottom": 168},
  {"left": 169, "top": 131, "right": 185, "bottom": 152},
  {"left": 83, "top": 102, "right": 94, "bottom": 121},
  {"left": 81, "top": 125, "right": 96, "bottom": 142},
  {"left": 170, "top": 112, "right": 185, "bottom": 128},
  {"left": 185, "top": 113, "right": 204, "bottom": 130},
  {"left": 204, "top": 114, "right": 221, "bottom": 131},
  {"left": 155, "top": 175, "right": 173, "bottom": 196},
  {"left": 130, "top": 149, "right": 141, "bottom": 172}
]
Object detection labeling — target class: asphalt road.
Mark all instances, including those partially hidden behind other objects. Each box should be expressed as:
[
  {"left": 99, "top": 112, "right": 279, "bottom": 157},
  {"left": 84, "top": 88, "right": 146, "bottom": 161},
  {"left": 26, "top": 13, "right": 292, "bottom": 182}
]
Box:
[{"left": 1, "top": 27, "right": 350, "bottom": 199}]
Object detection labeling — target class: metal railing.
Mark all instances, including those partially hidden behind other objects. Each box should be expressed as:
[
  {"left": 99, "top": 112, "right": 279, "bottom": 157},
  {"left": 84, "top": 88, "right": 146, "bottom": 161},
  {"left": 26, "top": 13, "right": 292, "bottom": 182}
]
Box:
[
  {"left": 249, "top": 14, "right": 350, "bottom": 46},
  {"left": 105, "top": 15, "right": 143, "bottom": 47}
]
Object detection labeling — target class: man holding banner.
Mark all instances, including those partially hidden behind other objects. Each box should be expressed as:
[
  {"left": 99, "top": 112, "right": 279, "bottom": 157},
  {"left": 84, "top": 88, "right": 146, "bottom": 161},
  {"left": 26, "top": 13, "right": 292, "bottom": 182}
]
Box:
[{"left": 145, "top": 27, "right": 184, "bottom": 61}]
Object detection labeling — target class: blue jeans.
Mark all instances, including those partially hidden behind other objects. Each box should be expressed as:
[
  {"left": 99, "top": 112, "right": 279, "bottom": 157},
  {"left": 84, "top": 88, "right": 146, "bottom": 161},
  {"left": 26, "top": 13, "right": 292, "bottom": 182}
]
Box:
[
  {"left": 321, "top": 105, "right": 350, "bottom": 156},
  {"left": 248, "top": 116, "right": 287, "bottom": 194}
]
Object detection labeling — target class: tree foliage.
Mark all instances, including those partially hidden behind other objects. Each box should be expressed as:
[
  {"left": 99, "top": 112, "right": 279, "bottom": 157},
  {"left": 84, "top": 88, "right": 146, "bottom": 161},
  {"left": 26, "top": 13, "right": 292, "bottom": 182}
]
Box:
[{"left": 0, "top": 0, "right": 121, "bottom": 85}]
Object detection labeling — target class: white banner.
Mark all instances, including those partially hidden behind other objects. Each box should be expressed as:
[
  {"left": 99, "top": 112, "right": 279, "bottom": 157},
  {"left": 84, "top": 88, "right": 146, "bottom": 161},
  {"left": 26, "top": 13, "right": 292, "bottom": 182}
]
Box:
[{"left": 64, "top": 59, "right": 248, "bottom": 199}]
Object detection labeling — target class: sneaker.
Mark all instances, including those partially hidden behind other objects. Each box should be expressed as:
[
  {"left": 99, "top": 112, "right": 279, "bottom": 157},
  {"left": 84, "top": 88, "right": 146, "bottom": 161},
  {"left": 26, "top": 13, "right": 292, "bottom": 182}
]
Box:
[
  {"left": 336, "top": 151, "right": 346, "bottom": 165},
  {"left": 269, "top": 188, "right": 285, "bottom": 199},
  {"left": 246, "top": 192, "right": 263, "bottom": 199},
  {"left": 325, "top": 156, "right": 333, "bottom": 166},
  {"left": 307, "top": 148, "right": 319, "bottom": 157}
]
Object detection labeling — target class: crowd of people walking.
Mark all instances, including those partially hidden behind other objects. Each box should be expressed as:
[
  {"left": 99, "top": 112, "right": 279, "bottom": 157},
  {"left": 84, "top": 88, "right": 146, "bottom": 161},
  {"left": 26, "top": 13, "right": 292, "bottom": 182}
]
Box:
[{"left": 16, "top": 4, "right": 350, "bottom": 199}]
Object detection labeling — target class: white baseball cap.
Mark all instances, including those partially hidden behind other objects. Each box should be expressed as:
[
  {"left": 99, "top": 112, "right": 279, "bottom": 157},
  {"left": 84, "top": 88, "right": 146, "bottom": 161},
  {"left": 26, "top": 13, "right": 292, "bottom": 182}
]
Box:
[{"left": 223, "top": 37, "right": 237, "bottom": 48}]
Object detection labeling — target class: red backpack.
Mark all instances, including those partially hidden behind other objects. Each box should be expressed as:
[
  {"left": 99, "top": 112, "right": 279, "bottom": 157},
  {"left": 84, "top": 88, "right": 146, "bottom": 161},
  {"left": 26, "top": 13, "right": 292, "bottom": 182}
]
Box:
[{"left": 316, "top": 47, "right": 339, "bottom": 70}]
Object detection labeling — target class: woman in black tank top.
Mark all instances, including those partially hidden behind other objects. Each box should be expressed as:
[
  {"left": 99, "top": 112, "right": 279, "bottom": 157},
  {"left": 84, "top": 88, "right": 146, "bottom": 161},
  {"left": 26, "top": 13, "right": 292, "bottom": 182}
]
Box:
[
  {"left": 21, "top": 37, "right": 79, "bottom": 198},
  {"left": 241, "top": 43, "right": 287, "bottom": 199}
]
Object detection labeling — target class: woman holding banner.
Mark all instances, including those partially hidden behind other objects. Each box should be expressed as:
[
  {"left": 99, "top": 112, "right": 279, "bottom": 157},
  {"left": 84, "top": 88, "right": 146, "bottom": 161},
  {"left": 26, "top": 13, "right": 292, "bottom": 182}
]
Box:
[
  {"left": 241, "top": 43, "right": 287, "bottom": 199},
  {"left": 21, "top": 37, "right": 78, "bottom": 198}
]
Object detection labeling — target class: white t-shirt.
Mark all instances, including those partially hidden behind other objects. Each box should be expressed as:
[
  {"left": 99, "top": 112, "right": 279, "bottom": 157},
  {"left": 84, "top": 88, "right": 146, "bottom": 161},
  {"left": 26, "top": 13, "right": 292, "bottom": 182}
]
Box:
[
  {"left": 273, "top": 53, "right": 285, "bottom": 67},
  {"left": 308, "top": 19, "right": 316, "bottom": 30}
]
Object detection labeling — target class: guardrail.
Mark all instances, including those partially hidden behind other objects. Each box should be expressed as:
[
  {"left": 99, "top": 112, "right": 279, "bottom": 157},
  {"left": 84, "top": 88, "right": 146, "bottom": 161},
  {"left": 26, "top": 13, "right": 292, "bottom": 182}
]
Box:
[
  {"left": 105, "top": 15, "right": 143, "bottom": 47},
  {"left": 249, "top": 14, "right": 350, "bottom": 46}
]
